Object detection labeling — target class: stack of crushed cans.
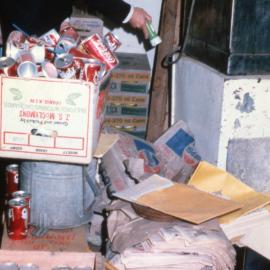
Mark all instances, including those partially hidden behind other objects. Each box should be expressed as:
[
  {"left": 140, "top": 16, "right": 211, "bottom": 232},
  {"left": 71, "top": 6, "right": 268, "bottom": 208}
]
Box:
[
  {"left": 0, "top": 18, "right": 121, "bottom": 83},
  {"left": 5, "top": 164, "right": 31, "bottom": 240}
]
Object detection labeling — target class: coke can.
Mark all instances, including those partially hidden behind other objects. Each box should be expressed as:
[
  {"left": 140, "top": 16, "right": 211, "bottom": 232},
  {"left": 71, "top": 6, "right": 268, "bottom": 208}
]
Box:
[
  {"left": 12, "top": 190, "right": 31, "bottom": 225},
  {"left": 80, "top": 59, "right": 106, "bottom": 84},
  {"left": 6, "top": 164, "right": 19, "bottom": 198},
  {"left": 40, "top": 28, "right": 60, "bottom": 46},
  {"left": 7, "top": 31, "right": 26, "bottom": 45},
  {"left": 104, "top": 32, "right": 121, "bottom": 52},
  {"left": 55, "top": 20, "right": 80, "bottom": 55},
  {"left": 80, "top": 33, "right": 119, "bottom": 73},
  {"left": 7, "top": 197, "right": 28, "bottom": 240},
  {"left": 0, "top": 57, "right": 18, "bottom": 76},
  {"left": 16, "top": 50, "right": 38, "bottom": 78},
  {"left": 54, "top": 53, "right": 76, "bottom": 79}
]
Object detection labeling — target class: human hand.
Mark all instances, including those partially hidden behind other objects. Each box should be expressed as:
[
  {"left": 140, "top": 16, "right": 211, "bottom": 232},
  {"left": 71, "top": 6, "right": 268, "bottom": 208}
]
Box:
[{"left": 128, "top": 7, "right": 152, "bottom": 39}]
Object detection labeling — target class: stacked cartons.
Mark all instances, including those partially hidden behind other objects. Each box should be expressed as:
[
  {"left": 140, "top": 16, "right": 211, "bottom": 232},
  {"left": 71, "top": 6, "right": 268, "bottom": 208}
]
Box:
[{"left": 104, "top": 52, "right": 151, "bottom": 138}]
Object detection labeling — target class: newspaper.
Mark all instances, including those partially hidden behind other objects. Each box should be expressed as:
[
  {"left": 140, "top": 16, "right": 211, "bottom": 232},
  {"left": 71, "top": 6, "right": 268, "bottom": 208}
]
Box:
[
  {"left": 107, "top": 201, "right": 236, "bottom": 270},
  {"left": 101, "top": 121, "right": 201, "bottom": 193}
]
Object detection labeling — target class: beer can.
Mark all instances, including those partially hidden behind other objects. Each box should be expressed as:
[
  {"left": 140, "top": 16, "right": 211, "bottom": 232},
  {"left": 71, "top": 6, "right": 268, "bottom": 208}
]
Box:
[
  {"left": 12, "top": 190, "right": 31, "bottom": 225},
  {"left": 0, "top": 57, "right": 18, "bottom": 76},
  {"left": 80, "top": 59, "right": 106, "bottom": 84},
  {"left": 7, "top": 197, "right": 28, "bottom": 240},
  {"left": 104, "top": 32, "right": 121, "bottom": 52},
  {"left": 16, "top": 50, "right": 38, "bottom": 78},
  {"left": 80, "top": 33, "right": 119, "bottom": 73},
  {"left": 5, "top": 164, "right": 19, "bottom": 198}
]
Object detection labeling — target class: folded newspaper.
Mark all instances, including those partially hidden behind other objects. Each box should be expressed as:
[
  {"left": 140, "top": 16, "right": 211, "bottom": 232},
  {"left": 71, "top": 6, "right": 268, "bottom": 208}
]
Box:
[
  {"left": 107, "top": 201, "right": 236, "bottom": 270},
  {"left": 101, "top": 121, "right": 201, "bottom": 193}
]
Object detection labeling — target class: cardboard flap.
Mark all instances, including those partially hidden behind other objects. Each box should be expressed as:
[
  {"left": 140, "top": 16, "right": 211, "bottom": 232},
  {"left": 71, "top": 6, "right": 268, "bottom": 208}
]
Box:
[
  {"left": 115, "top": 174, "right": 241, "bottom": 224},
  {"left": 188, "top": 161, "right": 270, "bottom": 223}
]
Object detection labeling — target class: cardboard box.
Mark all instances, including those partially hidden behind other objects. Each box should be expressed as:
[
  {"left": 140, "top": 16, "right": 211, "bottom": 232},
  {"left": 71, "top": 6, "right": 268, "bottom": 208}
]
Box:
[
  {"left": 0, "top": 76, "right": 105, "bottom": 164},
  {"left": 107, "top": 92, "right": 149, "bottom": 107},
  {"left": 109, "top": 53, "right": 151, "bottom": 94},
  {"left": 106, "top": 104, "right": 148, "bottom": 117},
  {"left": 70, "top": 16, "right": 103, "bottom": 39}
]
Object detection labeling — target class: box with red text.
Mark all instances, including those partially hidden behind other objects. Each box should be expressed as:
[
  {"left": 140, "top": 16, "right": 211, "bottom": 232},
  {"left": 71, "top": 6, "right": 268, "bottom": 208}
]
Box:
[{"left": 0, "top": 76, "right": 105, "bottom": 164}]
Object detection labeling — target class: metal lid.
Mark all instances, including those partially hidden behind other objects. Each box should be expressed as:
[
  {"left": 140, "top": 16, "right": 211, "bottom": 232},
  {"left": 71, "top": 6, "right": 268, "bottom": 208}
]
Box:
[
  {"left": 6, "top": 164, "right": 19, "bottom": 172},
  {"left": 8, "top": 197, "right": 27, "bottom": 207},
  {"left": 12, "top": 190, "right": 31, "bottom": 198},
  {"left": 54, "top": 53, "right": 73, "bottom": 69},
  {"left": 0, "top": 57, "right": 16, "bottom": 69}
]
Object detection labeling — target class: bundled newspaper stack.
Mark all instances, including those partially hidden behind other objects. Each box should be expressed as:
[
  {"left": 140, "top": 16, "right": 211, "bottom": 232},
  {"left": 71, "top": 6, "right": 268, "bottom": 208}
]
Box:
[{"left": 107, "top": 201, "right": 236, "bottom": 270}]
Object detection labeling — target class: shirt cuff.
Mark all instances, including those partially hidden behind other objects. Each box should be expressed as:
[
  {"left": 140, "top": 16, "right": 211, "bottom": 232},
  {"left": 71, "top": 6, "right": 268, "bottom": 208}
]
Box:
[{"left": 122, "top": 6, "right": 134, "bottom": 24}]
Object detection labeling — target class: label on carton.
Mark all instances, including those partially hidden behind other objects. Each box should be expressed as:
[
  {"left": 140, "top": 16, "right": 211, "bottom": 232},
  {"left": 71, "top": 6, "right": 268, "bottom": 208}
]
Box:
[{"left": 0, "top": 76, "right": 98, "bottom": 163}]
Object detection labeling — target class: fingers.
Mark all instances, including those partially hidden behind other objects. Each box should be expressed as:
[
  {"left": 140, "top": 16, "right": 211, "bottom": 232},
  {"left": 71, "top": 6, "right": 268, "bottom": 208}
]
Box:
[{"left": 128, "top": 7, "right": 152, "bottom": 39}]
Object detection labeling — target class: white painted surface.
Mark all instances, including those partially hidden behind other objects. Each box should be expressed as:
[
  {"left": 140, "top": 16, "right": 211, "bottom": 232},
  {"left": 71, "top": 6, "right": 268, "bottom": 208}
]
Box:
[
  {"left": 172, "top": 56, "right": 270, "bottom": 169},
  {"left": 103, "top": 0, "right": 162, "bottom": 69}
]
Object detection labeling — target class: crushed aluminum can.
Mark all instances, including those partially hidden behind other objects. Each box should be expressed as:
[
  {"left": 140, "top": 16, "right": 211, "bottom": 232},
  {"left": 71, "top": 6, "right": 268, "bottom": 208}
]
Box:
[
  {"left": 104, "top": 32, "right": 121, "bottom": 52},
  {"left": 39, "top": 28, "right": 60, "bottom": 46},
  {"left": 7, "top": 197, "right": 28, "bottom": 240},
  {"left": 16, "top": 50, "right": 38, "bottom": 78},
  {"left": 80, "top": 59, "right": 106, "bottom": 84},
  {"left": 0, "top": 57, "right": 18, "bottom": 76},
  {"left": 55, "top": 20, "right": 80, "bottom": 55},
  {"left": 41, "top": 61, "right": 58, "bottom": 78},
  {"left": 54, "top": 53, "right": 76, "bottom": 79},
  {"left": 6, "top": 164, "right": 19, "bottom": 198},
  {"left": 80, "top": 33, "right": 119, "bottom": 73},
  {"left": 30, "top": 44, "right": 45, "bottom": 63},
  {"left": 7, "top": 31, "right": 26, "bottom": 45},
  {"left": 12, "top": 190, "right": 31, "bottom": 225},
  {"left": 5, "top": 41, "right": 29, "bottom": 60}
]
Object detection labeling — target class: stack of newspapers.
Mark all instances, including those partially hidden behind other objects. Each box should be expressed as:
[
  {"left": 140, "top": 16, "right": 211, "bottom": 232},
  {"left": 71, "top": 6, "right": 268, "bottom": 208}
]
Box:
[{"left": 108, "top": 203, "right": 236, "bottom": 270}]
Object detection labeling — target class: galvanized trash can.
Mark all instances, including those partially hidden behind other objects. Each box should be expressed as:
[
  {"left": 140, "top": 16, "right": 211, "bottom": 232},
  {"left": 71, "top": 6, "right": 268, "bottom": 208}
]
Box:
[{"left": 20, "top": 160, "right": 98, "bottom": 229}]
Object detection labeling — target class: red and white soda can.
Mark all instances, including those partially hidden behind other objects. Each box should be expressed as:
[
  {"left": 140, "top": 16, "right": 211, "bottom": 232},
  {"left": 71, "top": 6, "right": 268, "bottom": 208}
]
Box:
[
  {"left": 12, "top": 190, "right": 31, "bottom": 225},
  {"left": 7, "top": 197, "right": 28, "bottom": 240},
  {"left": 80, "top": 59, "right": 106, "bottom": 84},
  {"left": 54, "top": 53, "right": 76, "bottom": 79},
  {"left": 5, "top": 164, "right": 19, "bottom": 198},
  {"left": 80, "top": 33, "right": 119, "bottom": 73},
  {"left": 7, "top": 31, "right": 26, "bottom": 45},
  {"left": 16, "top": 50, "right": 38, "bottom": 78},
  {"left": 0, "top": 57, "right": 18, "bottom": 76},
  {"left": 104, "top": 32, "right": 121, "bottom": 52},
  {"left": 55, "top": 19, "right": 80, "bottom": 55},
  {"left": 40, "top": 28, "right": 60, "bottom": 46}
]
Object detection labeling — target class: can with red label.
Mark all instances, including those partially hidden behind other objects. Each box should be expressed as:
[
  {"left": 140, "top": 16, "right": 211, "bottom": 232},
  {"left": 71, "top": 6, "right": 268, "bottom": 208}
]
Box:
[
  {"left": 40, "top": 28, "right": 60, "bottom": 46},
  {"left": 80, "top": 33, "right": 119, "bottom": 73},
  {"left": 16, "top": 50, "right": 38, "bottom": 78},
  {"left": 12, "top": 190, "right": 31, "bottom": 225},
  {"left": 80, "top": 59, "right": 106, "bottom": 84},
  {"left": 0, "top": 57, "right": 18, "bottom": 76},
  {"left": 7, "top": 197, "right": 28, "bottom": 240},
  {"left": 7, "top": 31, "right": 26, "bottom": 45},
  {"left": 54, "top": 53, "right": 76, "bottom": 79},
  {"left": 6, "top": 164, "right": 19, "bottom": 198},
  {"left": 104, "top": 32, "right": 121, "bottom": 52},
  {"left": 55, "top": 20, "right": 80, "bottom": 55}
]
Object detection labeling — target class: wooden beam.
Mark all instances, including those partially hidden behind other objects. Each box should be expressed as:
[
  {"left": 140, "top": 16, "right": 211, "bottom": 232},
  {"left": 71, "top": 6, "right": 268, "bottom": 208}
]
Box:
[{"left": 147, "top": 0, "right": 181, "bottom": 142}]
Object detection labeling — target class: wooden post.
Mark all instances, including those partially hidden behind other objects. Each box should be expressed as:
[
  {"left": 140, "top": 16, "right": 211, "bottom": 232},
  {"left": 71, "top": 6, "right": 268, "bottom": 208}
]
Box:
[{"left": 146, "top": 0, "right": 181, "bottom": 142}]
